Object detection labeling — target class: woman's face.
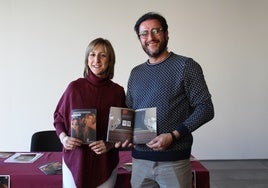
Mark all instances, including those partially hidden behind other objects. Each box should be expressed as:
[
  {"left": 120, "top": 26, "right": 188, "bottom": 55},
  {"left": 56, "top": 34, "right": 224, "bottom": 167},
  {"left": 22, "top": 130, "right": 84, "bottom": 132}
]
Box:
[{"left": 87, "top": 45, "right": 109, "bottom": 78}]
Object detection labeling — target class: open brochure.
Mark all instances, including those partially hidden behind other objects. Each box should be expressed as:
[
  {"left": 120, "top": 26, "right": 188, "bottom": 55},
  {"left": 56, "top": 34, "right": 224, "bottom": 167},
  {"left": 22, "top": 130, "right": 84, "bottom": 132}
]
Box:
[
  {"left": 71, "top": 109, "right": 97, "bottom": 144},
  {"left": 106, "top": 107, "right": 157, "bottom": 144},
  {"left": 4, "top": 152, "right": 43, "bottom": 163}
]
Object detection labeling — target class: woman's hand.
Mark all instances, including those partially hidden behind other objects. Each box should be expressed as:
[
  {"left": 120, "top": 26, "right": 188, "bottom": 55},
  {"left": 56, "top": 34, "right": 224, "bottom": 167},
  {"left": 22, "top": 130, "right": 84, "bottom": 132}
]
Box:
[
  {"left": 114, "top": 140, "right": 133, "bottom": 149},
  {"left": 59, "top": 132, "right": 82, "bottom": 150},
  {"left": 89, "top": 141, "right": 115, "bottom": 155}
]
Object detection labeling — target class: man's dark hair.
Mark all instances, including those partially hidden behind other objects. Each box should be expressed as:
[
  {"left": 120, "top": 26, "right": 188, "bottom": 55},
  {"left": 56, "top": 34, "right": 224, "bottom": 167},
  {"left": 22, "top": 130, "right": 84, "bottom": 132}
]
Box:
[{"left": 134, "top": 12, "right": 168, "bottom": 37}]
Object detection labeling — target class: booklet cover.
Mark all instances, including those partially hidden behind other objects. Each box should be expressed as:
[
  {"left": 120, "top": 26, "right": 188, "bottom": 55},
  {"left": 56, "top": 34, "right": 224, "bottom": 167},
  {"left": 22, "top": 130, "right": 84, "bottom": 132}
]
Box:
[
  {"left": 0, "top": 175, "right": 10, "bottom": 188},
  {"left": 4, "top": 152, "right": 43, "bottom": 163},
  {"left": 106, "top": 107, "right": 157, "bottom": 144},
  {"left": 71, "top": 109, "right": 97, "bottom": 144},
  {"left": 39, "top": 161, "right": 62, "bottom": 175}
]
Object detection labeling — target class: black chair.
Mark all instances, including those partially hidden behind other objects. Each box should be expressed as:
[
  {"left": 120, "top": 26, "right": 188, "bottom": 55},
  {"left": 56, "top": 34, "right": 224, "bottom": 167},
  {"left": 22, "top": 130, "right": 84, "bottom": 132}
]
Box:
[{"left": 30, "top": 130, "right": 62, "bottom": 152}]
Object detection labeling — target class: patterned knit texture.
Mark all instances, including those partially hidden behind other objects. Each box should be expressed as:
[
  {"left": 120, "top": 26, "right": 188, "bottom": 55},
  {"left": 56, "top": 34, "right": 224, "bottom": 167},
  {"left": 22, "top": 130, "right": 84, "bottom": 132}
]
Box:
[{"left": 126, "top": 52, "right": 214, "bottom": 161}]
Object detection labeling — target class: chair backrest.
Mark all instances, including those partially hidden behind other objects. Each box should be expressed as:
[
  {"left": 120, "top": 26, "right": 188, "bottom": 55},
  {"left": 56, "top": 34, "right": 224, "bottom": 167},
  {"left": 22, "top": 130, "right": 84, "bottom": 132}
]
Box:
[{"left": 30, "top": 130, "right": 62, "bottom": 152}]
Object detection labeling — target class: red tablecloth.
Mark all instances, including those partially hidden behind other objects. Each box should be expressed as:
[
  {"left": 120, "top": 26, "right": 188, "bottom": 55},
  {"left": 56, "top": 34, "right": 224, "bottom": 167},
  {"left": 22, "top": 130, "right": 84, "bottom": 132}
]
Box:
[
  {"left": 0, "top": 151, "right": 209, "bottom": 188},
  {"left": 0, "top": 152, "right": 62, "bottom": 188}
]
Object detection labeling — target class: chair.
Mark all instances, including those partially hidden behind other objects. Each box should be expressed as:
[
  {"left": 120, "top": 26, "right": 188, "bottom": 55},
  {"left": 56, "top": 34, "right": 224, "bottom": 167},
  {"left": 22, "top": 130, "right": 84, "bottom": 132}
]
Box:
[{"left": 30, "top": 130, "right": 62, "bottom": 152}]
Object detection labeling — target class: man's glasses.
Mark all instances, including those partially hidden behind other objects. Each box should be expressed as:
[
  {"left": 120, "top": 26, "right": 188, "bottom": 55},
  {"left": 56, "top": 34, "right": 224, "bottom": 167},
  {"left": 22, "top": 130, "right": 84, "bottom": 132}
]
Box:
[{"left": 139, "top": 28, "right": 164, "bottom": 38}]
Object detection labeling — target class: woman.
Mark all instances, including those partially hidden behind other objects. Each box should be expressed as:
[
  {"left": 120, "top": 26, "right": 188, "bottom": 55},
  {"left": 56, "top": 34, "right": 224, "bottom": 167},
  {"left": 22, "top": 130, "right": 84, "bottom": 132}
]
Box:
[{"left": 53, "top": 38, "right": 126, "bottom": 188}]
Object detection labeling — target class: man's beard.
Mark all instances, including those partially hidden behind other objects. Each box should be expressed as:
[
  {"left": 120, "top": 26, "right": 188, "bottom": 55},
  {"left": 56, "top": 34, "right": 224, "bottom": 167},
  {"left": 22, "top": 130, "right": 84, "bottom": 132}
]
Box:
[{"left": 142, "top": 38, "right": 168, "bottom": 58}]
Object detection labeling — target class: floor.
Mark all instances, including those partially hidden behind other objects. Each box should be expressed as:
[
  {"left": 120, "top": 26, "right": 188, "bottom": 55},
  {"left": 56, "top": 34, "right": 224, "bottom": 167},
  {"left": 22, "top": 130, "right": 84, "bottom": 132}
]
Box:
[{"left": 200, "top": 159, "right": 268, "bottom": 188}]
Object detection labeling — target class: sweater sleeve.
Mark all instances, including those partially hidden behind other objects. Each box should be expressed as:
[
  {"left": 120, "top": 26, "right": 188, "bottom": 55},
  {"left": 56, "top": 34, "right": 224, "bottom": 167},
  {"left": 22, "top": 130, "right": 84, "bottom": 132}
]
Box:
[
  {"left": 53, "top": 84, "right": 73, "bottom": 137},
  {"left": 176, "top": 59, "right": 214, "bottom": 137}
]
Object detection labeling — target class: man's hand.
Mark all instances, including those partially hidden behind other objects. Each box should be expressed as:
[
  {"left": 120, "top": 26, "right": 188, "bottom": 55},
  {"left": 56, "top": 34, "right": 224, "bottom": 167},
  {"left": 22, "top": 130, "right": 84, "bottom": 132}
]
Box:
[{"left": 146, "top": 133, "right": 173, "bottom": 150}]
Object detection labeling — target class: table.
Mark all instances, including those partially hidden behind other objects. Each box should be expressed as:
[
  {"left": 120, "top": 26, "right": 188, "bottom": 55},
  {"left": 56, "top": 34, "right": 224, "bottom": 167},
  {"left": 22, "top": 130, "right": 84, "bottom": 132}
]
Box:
[
  {"left": 0, "top": 151, "right": 209, "bottom": 188},
  {"left": 0, "top": 152, "right": 62, "bottom": 188}
]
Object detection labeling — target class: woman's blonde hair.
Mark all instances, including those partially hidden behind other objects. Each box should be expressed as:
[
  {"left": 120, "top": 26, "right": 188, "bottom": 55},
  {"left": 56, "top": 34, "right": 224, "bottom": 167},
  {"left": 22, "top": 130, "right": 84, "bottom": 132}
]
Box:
[{"left": 83, "top": 38, "right": 115, "bottom": 79}]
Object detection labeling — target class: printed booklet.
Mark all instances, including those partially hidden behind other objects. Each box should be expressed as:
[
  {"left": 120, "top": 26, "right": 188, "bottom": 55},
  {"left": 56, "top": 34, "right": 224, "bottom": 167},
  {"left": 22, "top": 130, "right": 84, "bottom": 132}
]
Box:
[
  {"left": 0, "top": 152, "right": 15, "bottom": 159},
  {"left": 4, "top": 152, "right": 43, "bottom": 163},
  {"left": 0, "top": 175, "right": 10, "bottom": 188},
  {"left": 39, "top": 161, "right": 62, "bottom": 175},
  {"left": 71, "top": 109, "right": 97, "bottom": 144},
  {"left": 106, "top": 107, "right": 157, "bottom": 144}
]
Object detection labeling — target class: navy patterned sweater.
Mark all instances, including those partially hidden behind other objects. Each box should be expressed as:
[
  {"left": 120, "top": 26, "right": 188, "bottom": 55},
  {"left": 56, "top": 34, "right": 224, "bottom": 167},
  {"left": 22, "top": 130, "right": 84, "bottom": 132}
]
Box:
[{"left": 126, "top": 52, "right": 214, "bottom": 161}]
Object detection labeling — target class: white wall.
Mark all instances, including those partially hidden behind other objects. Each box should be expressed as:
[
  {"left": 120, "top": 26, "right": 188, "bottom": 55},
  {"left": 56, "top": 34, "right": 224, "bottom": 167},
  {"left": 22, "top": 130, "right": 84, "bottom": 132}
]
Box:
[{"left": 1, "top": 0, "right": 267, "bottom": 160}]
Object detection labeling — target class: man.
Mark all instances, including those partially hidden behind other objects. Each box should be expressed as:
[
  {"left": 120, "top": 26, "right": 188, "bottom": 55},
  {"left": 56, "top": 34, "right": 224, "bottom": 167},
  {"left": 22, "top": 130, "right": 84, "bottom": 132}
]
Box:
[{"left": 126, "top": 12, "right": 214, "bottom": 188}]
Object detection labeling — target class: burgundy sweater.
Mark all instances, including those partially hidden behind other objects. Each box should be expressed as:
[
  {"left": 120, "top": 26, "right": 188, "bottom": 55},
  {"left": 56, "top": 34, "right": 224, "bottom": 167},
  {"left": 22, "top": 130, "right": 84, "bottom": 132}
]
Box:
[{"left": 54, "top": 72, "right": 125, "bottom": 188}]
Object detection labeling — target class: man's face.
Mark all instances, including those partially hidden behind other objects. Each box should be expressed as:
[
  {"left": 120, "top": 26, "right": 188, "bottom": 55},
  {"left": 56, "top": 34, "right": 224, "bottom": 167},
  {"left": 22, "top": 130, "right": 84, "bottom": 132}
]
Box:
[{"left": 138, "top": 19, "right": 168, "bottom": 58}]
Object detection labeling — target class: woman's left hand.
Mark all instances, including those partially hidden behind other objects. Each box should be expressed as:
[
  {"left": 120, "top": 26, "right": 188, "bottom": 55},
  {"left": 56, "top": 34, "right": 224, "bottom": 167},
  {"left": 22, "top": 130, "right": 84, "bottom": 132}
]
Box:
[{"left": 89, "top": 140, "right": 114, "bottom": 155}]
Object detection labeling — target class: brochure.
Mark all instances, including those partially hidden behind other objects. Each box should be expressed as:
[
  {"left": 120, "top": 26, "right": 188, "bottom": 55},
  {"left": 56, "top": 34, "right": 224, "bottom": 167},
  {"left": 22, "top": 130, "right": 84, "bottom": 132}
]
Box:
[
  {"left": 0, "top": 175, "right": 10, "bottom": 188},
  {"left": 107, "top": 107, "right": 157, "bottom": 144},
  {"left": 71, "top": 109, "right": 97, "bottom": 144},
  {"left": 0, "top": 152, "right": 15, "bottom": 159},
  {"left": 4, "top": 152, "right": 43, "bottom": 163},
  {"left": 39, "top": 161, "right": 62, "bottom": 175}
]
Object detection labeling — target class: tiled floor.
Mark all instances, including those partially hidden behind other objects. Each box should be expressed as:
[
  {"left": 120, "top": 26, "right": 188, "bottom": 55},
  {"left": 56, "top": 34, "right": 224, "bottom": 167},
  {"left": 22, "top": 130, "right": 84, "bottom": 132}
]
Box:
[{"left": 200, "top": 159, "right": 268, "bottom": 188}]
